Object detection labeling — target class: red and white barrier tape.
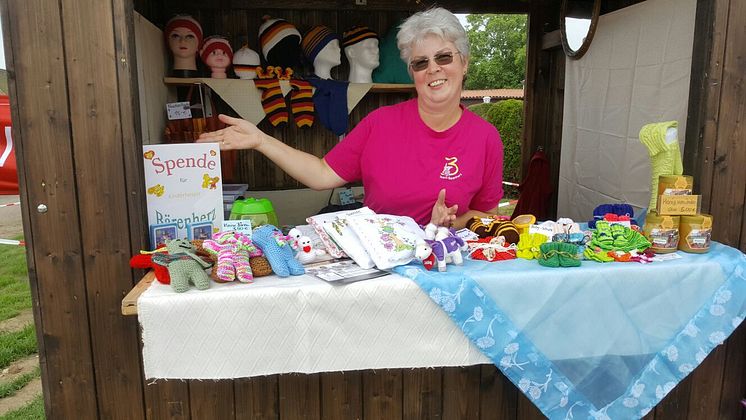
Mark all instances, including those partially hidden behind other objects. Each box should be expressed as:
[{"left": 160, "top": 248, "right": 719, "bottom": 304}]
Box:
[
  {"left": 0, "top": 238, "right": 25, "bottom": 247},
  {"left": 502, "top": 181, "right": 520, "bottom": 187},
  {"left": 0, "top": 201, "right": 21, "bottom": 208}
]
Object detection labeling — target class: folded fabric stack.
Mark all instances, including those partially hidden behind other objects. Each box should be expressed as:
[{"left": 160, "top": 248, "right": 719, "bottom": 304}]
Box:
[{"left": 306, "top": 207, "right": 425, "bottom": 270}]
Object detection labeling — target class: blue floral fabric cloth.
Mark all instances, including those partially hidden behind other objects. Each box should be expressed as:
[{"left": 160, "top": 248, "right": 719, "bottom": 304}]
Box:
[{"left": 394, "top": 242, "right": 746, "bottom": 419}]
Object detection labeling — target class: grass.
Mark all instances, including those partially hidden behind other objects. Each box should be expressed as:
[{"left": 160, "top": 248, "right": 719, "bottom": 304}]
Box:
[
  {"left": 0, "top": 367, "right": 40, "bottom": 399},
  {"left": 0, "top": 394, "right": 45, "bottom": 420},
  {"left": 0, "top": 239, "right": 31, "bottom": 322},
  {"left": 0, "top": 326, "right": 37, "bottom": 370},
  {"left": 0, "top": 236, "right": 42, "bottom": 418}
]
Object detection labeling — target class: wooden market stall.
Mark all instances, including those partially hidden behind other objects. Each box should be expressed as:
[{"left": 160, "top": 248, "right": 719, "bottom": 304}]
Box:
[{"left": 1, "top": 0, "right": 744, "bottom": 418}]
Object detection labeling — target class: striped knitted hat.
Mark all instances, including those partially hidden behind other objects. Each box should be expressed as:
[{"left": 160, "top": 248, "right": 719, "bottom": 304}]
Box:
[
  {"left": 342, "top": 26, "right": 378, "bottom": 48},
  {"left": 258, "top": 16, "right": 301, "bottom": 61},
  {"left": 301, "top": 25, "right": 339, "bottom": 63},
  {"left": 200, "top": 36, "right": 233, "bottom": 63},
  {"left": 164, "top": 15, "right": 203, "bottom": 46}
]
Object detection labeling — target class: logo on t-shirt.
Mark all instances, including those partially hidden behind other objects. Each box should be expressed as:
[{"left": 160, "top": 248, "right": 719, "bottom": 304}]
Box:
[{"left": 440, "top": 156, "right": 463, "bottom": 180}]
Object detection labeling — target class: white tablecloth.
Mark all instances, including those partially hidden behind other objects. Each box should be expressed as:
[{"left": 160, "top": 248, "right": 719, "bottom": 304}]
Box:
[{"left": 138, "top": 272, "right": 489, "bottom": 379}]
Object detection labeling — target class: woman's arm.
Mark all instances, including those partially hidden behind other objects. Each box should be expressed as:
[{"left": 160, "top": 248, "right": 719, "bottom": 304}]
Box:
[{"left": 197, "top": 114, "right": 346, "bottom": 190}]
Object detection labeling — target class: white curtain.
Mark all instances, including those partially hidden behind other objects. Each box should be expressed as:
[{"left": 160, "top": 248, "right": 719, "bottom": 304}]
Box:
[{"left": 558, "top": 0, "right": 697, "bottom": 221}]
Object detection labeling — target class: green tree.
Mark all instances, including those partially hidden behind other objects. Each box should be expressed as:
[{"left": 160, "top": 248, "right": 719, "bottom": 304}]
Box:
[{"left": 465, "top": 14, "right": 527, "bottom": 89}]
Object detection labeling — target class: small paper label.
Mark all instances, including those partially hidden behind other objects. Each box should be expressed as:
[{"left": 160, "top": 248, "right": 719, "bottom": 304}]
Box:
[
  {"left": 529, "top": 224, "right": 555, "bottom": 238},
  {"left": 652, "top": 252, "right": 683, "bottom": 262},
  {"left": 166, "top": 101, "right": 192, "bottom": 120},
  {"left": 658, "top": 195, "right": 700, "bottom": 215},
  {"left": 223, "top": 220, "right": 252, "bottom": 236}
]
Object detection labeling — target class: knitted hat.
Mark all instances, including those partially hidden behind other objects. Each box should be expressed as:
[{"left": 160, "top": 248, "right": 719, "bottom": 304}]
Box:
[
  {"left": 164, "top": 15, "right": 203, "bottom": 46},
  {"left": 258, "top": 16, "right": 301, "bottom": 61},
  {"left": 232, "top": 45, "right": 261, "bottom": 79},
  {"left": 200, "top": 36, "right": 233, "bottom": 63},
  {"left": 342, "top": 26, "right": 379, "bottom": 48},
  {"left": 301, "top": 25, "right": 340, "bottom": 63}
]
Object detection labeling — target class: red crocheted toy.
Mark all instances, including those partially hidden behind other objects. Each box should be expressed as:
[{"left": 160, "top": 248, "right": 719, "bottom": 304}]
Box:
[{"left": 130, "top": 252, "right": 171, "bottom": 284}]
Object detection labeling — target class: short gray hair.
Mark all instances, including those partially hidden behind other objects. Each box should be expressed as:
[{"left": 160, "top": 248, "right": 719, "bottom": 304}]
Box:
[{"left": 396, "top": 8, "right": 470, "bottom": 71}]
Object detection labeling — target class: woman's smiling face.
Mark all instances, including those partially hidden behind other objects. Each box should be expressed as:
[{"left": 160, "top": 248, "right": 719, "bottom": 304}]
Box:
[{"left": 410, "top": 34, "right": 467, "bottom": 109}]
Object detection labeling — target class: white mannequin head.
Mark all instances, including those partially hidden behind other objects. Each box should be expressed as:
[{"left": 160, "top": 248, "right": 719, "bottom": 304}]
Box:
[
  {"left": 345, "top": 38, "right": 380, "bottom": 83},
  {"left": 233, "top": 45, "right": 261, "bottom": 79},
  {"left": 164, "top": 15, "right": 203, "bottom": 73},
  {"left": 312, "top": 39, "right": 341, "bottom": 79}
]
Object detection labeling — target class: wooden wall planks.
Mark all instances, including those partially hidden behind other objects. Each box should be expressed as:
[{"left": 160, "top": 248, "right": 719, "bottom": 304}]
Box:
[{"left": 3, "top": 0, "right": 99, "bottom": 417}]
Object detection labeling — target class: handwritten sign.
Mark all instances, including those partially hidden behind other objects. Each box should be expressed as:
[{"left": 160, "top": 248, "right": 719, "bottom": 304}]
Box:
[
  {"left": 658, "top": 195, "right": 700, "bottom": 215},
  {"left": 222, "top": 220, "right": 253, "bottom": 236},
  {"left": 166, "top": 101, "right": 192, "bottom": 120}
]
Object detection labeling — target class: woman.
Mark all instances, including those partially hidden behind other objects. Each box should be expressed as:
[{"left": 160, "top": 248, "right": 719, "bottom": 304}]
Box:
[{"left": 197, "top": 7, "right": 503, "bottom": 228}]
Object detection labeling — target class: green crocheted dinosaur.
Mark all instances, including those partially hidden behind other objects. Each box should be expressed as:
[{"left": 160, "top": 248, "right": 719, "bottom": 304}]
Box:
[{"left": 152, "top": 239, "right": 213, "bottom": 293}]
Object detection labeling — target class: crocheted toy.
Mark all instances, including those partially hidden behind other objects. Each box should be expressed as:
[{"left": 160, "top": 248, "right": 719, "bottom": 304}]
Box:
[
  {"left": 295, "top": 236, "right": 327, "bottom": 265},
  {"left": 252, "top": 225, "right": 305, "bottom": 277},
  {"left": 415, "top": 224, "right": 467, "bottom": 272},
  {"left": 152, "top": 239, "right": 213, "bottom": 292},
  {"left": 249, "top": 256, "right": 273, "bottom": 277},
  {"left": 202, "top": 231, "right": 261, "bottom": 283},
  {"left": 130, "top": 240, "right": 212, "bottom": 285},
  {"left": 538, "top": 242, "right": 581, "bottom": 268},
  {"left": 129, "top": 252, "right": 171, "bottom": 284}
]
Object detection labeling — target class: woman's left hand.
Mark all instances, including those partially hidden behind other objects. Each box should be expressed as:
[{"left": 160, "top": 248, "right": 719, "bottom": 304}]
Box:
[{"left": 430, "top": 189, "right": 458, "bottom": 227}]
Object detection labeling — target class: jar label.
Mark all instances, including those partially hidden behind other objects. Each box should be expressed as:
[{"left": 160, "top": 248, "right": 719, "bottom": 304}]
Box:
[
  {"left": 650, "top": 228, "right": 679, "bottom": 249},
  {"left": 687, "top": 228, "right": 711, "bottom": 249}
]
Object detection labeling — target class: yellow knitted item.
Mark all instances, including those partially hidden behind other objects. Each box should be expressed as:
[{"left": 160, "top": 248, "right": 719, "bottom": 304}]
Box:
[
  {"left": 639, "top": 121, "right": 683, "bottom": 210},
  {"left": 516, "top": 232, "right": 548, "bottom": 260}
]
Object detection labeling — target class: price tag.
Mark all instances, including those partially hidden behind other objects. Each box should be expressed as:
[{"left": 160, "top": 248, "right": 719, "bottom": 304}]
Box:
[
  {"left": 166, "top": 101, "right": 192, "bottom": 120},
  {"left": 223, "top": 220, "right": 252, "bottom": 237}
]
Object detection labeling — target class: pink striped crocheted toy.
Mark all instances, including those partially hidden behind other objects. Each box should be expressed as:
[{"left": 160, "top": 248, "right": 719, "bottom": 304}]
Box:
[{"left": 202, "top": 231, "right": 262, "bottom": 283}]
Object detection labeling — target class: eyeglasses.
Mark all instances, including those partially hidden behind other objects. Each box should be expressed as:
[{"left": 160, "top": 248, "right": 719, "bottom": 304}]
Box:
[{"left": 409, "top": 51, "right": 461, "bottom": 72}]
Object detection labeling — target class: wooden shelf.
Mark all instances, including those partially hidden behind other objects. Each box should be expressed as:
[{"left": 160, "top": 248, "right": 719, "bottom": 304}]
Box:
[
  {"left": 163, "top": 77, "right": 414, "bottom": 93},
  {"left": 121, "top": 271, "right": 156, "bottom": 316}
]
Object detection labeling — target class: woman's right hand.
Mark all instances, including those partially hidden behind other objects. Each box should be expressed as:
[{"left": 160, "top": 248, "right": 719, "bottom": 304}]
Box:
[{"left": 196, "top": 114, "right": 267, "bottom": 150}]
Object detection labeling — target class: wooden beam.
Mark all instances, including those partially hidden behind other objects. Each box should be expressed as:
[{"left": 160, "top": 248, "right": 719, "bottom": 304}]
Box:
[
  {"left": 121, "top": 272, "right": 155, "bottom": 316},
  {"left": 224, "top": 0, "right": 530, "bottom": 13},
  {"left": 542, "top": 29, "right": 562, "bottom": 50}
]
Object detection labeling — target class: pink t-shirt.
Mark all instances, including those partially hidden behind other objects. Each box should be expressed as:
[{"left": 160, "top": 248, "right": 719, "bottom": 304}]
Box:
[{"left": 325, "top": 99, "right": 503, "bottom": 225}]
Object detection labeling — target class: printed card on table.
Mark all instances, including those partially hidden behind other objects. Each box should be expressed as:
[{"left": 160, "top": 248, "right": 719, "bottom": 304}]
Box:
[{"left": 143, "top": 143, "right": 223, "bottom": 249}]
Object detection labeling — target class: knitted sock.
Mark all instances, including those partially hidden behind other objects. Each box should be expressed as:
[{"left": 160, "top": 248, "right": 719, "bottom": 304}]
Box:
[
  {"left": 490, "top": 221, "right": 520, "bottom": 245},
  {"left": 253, "top": 78, "right": 288, "bottom": 127},
  {"left": 307, "top": 78, "right": 349, "bottom": 136},
  {"left": 639, "top": 121, "right": 682, "bottom": 209},
  {"left": 289, "top": 79, "right": 315, "bottom": 128},
  {"left": 466, "top": 217, "right": 492, "bottom": 238}
]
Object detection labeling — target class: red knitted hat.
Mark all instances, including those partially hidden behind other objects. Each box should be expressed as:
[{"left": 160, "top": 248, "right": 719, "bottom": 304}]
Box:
[
  {"left": 164, "top": 15, "right": 203, "bottom": 46},
  {"left": 200, "top": 36, "right": 234, "bottom": 63}
]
